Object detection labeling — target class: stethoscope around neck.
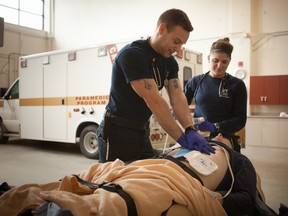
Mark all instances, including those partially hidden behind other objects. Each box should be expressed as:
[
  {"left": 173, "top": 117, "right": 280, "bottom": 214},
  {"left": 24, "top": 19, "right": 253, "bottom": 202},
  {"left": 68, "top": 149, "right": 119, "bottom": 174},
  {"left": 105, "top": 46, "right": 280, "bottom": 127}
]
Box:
[
  {"left": 192, "top": 72, "right": 228, "bottom": 103},
  {"left": 151, "top": 58, "right": 163, "bottom": 88},
  {"left": 146, "top": 38, "right": 168, "bottom": 89}
]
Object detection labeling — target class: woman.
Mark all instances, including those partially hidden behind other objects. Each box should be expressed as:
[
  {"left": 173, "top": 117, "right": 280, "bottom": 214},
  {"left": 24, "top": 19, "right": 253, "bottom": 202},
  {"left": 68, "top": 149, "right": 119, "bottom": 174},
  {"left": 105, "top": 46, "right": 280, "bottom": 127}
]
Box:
[{"left": 184, "top": 38, "right": 247, "bottom": 152}]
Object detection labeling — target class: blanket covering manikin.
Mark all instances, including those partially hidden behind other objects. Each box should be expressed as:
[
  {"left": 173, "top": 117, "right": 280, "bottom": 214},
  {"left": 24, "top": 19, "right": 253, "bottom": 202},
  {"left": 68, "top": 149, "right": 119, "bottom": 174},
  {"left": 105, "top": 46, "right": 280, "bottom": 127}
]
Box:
[{"left": 0, "top": 158, "right": 227, "bottom": 216}]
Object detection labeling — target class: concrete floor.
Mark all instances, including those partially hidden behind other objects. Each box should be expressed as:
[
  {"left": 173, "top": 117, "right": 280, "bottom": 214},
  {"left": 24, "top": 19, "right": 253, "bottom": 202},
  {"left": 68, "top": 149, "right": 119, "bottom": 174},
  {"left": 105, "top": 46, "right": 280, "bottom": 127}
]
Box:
[{"left": 0, "top": 138, "right": 287, "bottom": 214}]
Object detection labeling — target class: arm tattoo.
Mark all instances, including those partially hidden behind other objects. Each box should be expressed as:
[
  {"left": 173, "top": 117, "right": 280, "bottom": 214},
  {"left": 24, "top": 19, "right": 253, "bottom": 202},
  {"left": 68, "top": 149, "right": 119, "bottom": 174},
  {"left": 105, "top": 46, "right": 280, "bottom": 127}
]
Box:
[
  {"left": 144, "top": 79, "right": 152, "bottom": 90},
  {"left": 173, "top": 79, "right": 179, "bottom": 88}
]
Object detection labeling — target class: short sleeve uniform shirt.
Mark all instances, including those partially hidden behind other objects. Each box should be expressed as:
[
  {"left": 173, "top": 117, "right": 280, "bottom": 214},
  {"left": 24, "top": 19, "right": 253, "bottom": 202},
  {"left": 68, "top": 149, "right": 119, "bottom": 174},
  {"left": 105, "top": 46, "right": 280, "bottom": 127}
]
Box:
[{"left": 107, "top": 39, "right": 179, "bottom": 122}]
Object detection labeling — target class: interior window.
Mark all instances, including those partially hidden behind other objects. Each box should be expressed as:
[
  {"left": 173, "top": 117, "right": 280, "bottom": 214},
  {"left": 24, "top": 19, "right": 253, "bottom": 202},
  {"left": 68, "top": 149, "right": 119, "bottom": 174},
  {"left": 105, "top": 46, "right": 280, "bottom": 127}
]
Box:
[
  {"left": 0, "top": 0, "right": 44, "bottom": 30},
  {"left": 183, "top": 66, "right": 192, "bottom": 87}
]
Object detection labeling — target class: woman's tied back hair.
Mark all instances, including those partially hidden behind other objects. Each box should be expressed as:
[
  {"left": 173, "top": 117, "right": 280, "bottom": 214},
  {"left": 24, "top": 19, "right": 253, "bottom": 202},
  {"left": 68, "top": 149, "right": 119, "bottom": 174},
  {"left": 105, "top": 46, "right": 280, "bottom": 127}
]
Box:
[
  {"left": 157, "top": 8, "right": 194, "bottom": 33},
  {"left": 210, "top": 37, "right": 234, "bottom": 57}
]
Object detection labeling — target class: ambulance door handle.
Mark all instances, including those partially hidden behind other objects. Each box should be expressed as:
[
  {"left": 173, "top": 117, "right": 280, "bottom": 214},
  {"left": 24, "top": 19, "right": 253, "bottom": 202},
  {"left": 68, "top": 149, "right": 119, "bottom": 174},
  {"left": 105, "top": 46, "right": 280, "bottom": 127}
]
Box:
[{"left": 62, "top": 99, "right": 65, "bottom": 105}]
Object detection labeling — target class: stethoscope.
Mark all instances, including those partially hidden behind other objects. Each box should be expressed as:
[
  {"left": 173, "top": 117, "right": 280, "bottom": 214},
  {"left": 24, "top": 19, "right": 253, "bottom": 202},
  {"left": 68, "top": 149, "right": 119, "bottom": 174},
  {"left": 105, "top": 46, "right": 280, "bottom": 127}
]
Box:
[
  {"left": 146, "top": 38, "right": 169, "bottom": 89},
  {"left": 152, "top": 58, "right": 167, "bottom": 88},
  {"left": 192, "top": 72, "right": 229, "bottom": 103}
]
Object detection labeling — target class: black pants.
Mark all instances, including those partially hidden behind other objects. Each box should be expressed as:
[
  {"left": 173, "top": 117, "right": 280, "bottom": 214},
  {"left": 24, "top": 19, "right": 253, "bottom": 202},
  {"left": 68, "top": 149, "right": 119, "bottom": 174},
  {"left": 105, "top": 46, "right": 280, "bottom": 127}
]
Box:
[{"left": 97, "top": 120, "right": 155, "bottom": 163}]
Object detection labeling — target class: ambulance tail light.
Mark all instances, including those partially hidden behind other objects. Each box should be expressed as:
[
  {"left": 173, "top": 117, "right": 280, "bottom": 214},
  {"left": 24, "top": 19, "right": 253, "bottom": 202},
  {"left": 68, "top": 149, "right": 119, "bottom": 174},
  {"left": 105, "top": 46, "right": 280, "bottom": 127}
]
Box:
[
  {"left": 155, "top": 133, "right": 159, "bottom": 141},
  {"left": 20, "top": 60, "right": 27, "bottom": 68}
]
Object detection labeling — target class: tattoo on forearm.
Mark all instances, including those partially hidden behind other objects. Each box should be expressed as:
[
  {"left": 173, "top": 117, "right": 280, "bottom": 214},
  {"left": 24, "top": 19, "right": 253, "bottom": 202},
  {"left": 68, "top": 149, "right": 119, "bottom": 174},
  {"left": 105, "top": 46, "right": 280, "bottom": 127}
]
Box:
[
  {"left": 173, "top": 79, "right": 179, "bottom": 88},
  {"left": 144, "top": 79, "right": 152, "bottom": 90}
]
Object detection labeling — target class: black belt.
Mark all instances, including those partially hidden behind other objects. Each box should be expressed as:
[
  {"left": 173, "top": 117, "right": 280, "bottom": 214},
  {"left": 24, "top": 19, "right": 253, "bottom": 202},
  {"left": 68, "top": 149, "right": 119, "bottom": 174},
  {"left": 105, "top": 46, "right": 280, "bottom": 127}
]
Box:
[
  {"left": 110, "top": 113, "right": 149, "bottom": 130},
  {"left": 104, "top": 109, "right": 149, "bottom": 130}
]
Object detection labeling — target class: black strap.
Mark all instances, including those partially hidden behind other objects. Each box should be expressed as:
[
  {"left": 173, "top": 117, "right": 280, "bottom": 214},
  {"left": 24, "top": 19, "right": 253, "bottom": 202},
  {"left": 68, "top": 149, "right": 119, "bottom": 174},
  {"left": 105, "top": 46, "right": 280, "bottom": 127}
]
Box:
[
  {"left": 101, "top": 183, "right": 138, "bottom": 216},
  {"left": 162, "top": 155, "right": 204, "bottom": 185},
  {"left": 72, "top": 175, "right": 138, "bottom": 216},
  {"left": 72, "top": 175, "right": 99, "bottom": 189}
]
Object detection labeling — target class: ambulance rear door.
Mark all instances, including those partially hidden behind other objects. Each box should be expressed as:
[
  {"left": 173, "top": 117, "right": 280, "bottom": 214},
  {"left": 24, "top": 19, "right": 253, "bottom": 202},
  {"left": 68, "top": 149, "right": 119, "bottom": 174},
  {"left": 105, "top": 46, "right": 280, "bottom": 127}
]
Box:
[{"left": 42, "top": 55, "right": 67, "bottom": 141}]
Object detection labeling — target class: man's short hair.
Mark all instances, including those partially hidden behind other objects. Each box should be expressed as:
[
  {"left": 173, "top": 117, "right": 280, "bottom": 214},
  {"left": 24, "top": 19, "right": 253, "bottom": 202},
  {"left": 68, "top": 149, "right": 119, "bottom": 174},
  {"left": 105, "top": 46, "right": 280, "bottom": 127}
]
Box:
[{"left": 157, "top": 8, "right": 194, "bottom": 33}]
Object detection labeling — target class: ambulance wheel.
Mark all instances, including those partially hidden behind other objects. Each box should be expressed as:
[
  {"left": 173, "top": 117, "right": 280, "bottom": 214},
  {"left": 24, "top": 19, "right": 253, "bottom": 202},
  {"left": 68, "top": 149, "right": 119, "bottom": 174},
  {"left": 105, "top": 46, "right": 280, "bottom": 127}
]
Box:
[
  {"left": 79, "top": 125, "right": 99, "bottom": 159},
  {"left": 0, "top": 120, "right": 9, "bottom": 144}
]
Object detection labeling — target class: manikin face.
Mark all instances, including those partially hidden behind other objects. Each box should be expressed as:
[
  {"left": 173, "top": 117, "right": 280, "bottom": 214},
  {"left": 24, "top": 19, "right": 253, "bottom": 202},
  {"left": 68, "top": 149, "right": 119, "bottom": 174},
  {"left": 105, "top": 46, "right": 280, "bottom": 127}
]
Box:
[
  {"left": 212, "top": 133, "right": 233, "bottom": 149},
  {"left": 156, "top": 24, "right": 190, "bottom": 58},
  {"left": 208, "top": 52, "right": 231, "bottom": 78}
]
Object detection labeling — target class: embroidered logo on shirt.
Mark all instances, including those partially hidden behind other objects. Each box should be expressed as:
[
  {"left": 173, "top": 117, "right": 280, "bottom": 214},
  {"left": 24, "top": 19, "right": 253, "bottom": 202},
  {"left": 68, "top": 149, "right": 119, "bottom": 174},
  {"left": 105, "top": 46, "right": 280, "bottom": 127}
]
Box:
[{"left": 220, "top": 89, "right": 229, "bottom": 98}]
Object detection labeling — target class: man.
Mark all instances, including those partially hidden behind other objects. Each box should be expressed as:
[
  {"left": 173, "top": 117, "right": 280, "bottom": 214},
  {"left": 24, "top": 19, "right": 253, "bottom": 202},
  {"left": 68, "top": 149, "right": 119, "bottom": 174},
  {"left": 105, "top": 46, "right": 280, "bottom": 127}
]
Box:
[{"left": 96, "top": 8, "right": 214, "bottom": 163}]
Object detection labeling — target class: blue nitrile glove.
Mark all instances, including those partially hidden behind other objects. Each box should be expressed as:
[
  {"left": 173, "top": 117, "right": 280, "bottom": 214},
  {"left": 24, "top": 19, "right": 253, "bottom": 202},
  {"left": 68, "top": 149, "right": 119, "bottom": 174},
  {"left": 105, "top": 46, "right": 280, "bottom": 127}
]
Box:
[
  {"left": 177, "top": 129, "right": 215, "bottom": 154},
  {"left": 197, "top": 120, "right": 217, "bottom": 133}
]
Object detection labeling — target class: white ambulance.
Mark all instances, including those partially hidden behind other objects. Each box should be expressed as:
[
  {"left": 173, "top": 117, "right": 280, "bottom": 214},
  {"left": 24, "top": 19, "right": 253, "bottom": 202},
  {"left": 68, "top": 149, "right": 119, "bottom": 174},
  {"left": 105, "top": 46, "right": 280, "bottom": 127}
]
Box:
[{"left": 0, "top": 39, "right": 203, "bottom": 158}]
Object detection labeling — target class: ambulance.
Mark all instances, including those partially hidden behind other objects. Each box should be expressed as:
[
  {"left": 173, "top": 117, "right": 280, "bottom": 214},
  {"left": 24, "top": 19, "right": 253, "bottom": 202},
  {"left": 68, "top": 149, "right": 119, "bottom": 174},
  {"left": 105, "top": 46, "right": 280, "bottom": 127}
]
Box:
[{"left": 0, "top": 39, "right": 203, "bottom": 158}]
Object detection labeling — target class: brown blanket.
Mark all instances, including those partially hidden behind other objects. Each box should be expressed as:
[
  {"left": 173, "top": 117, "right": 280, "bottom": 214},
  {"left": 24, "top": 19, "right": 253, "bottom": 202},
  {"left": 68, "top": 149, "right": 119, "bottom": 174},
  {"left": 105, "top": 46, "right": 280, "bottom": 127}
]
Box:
[{"left": 0, "top": 158, "right": 227, "bottom": 216}]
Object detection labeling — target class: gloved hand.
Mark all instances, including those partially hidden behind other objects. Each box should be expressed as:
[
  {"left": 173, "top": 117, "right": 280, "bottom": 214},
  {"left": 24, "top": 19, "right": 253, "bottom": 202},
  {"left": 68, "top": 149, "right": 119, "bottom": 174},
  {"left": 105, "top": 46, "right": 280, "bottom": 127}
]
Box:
[
  {"left": 177, "top": 129, "right": 215, "bottom": 154},
  {"left": 197, "top": 120, "right": 217, "bottom": 133}
]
